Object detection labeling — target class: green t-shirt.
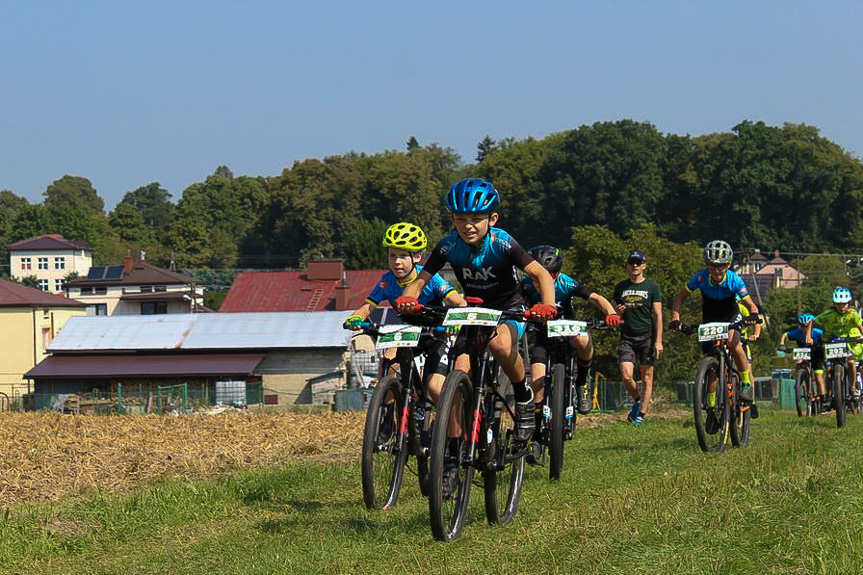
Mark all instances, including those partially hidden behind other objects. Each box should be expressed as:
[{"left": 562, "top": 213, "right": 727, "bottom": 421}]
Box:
[
  {"left": 613, "top": 278, "right": 662, "bottom": 337},
  {"left": 814, "top": 308, "right": 863, "bottom": 339}
]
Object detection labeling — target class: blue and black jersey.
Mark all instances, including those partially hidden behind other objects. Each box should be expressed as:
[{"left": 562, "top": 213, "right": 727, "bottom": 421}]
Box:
[
  {"left": 366, "top": 265, "right": 456, "bottom": 308},
  {"left": 423, "top": 227, "right": 533, "bottom": 310},
  {"left": 685, "top": 268, "right": 751, "bottom": 322},
  {"left": 784, "top": 327, "right": 823, "bottom": 345},
  {"left": 520, "top": 273, "right": 592, "bottom": 319}
]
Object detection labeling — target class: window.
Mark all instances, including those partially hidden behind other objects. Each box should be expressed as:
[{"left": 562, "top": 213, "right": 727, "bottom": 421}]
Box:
[
  {"left": 141, "top": 301, "right": 168, "bottom": 315},
  {"left": 86, "top": 304, "right": 108, "bottom": 316},
  {"left": 140, "top": 285, "right": 168, "bottom": 293},
  {"left": 21, "top": 257, "right": 31, "bottom": 271},
  {"left": 38, "top": 279, "right": 49, "bottom": 291},
  {"left": 38, "top": 257, "right": 49, "bottom": 270},
  {"left": 54, "top": 257, "right": 66, "bottom": 270},
  {"left": 80, "top": 286, "right": 107, "bottom": 295},
  {"left": 53, "top": 279, "right": 63, "bottom": 292}
]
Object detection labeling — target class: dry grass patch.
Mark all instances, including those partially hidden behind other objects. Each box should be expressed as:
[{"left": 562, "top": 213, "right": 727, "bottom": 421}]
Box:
[{"left": 0, "top": 410, "right": 364, "bottom": 508}]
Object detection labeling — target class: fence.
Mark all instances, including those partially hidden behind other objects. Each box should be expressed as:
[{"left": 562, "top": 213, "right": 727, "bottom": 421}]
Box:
[{"left": 15, "top": 382, "right": 265, "bottom": 415}]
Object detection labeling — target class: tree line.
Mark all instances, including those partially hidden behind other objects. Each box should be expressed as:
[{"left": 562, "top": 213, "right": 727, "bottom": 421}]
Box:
[{"left": 2, "top": 119, "right": 861, "bottom": 278}]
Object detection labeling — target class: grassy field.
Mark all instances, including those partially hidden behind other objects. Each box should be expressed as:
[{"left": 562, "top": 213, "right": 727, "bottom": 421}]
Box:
[{"left": 1, "top": 408, "right": 862, "bottom": 575}]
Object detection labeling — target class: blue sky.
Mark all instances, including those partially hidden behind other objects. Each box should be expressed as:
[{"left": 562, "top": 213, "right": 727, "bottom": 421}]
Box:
[{"left": 1, "top": 1, "right": 860, "bottom": 209}]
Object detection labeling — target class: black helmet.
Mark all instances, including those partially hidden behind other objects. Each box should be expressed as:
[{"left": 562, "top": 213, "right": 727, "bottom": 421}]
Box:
[{"left": 528, "top": 245, "right": 563, "bottom": 274}]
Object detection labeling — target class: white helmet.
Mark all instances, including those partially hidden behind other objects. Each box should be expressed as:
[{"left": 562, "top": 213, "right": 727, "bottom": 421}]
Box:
[{"left": 833, "top": 286, "right": 853, "bottom": 304}]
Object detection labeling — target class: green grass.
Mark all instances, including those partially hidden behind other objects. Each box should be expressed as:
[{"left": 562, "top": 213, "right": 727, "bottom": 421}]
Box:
[{"left": 2, "top": 408, "right": 863, "bottom": 575}]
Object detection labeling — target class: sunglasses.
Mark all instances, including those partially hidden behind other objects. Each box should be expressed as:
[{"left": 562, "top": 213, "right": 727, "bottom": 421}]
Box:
[{"left": 627, "top": 260, "right": 644, "bottom": 266}]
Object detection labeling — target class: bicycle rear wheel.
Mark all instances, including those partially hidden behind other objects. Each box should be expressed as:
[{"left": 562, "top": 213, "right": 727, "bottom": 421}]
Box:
[
  {"left": 834, "top": 364, "right": 847, "bottom": 428},
  {"left": 794, "top": 369, "right": 812, "bottom": 417},
  {"left": 729, "top": 372, "right": 750, "bottom": 448},
  {"left": 361, "top": 375, "right": 407, "bottom": 510},
  {"left": 692, "top": 356, "right": 730, "bottom": 453},
  {"left": 548, "top": 363, "right": 566, "bottom": 481},
  {"left": 429, "top": 370, "right": 474, "bottom": 541},
  {"left": 483, "top": 377, "right": 525, "bottom": 525}
]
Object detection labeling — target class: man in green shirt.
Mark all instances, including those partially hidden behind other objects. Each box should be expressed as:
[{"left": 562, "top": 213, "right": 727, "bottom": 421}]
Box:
[{"left": 613, "top": 251, "right": 663, "bottom": 426}]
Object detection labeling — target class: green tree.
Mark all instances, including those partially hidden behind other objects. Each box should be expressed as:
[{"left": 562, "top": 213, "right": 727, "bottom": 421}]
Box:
[
  {"left": 476, "top": 135, "right": 497, "bottom": 163},
  {"left": 406, "top": 136, "right": 420, "bottom": 152},
  {"left": 43, "top": 175, "right": 105, "bottom": 213},
  {"left": 343, "top": 218, "right": 389, "bottom": 270},
  {"left": 117, "top": 182, "right": 174, "bottom": 236}
]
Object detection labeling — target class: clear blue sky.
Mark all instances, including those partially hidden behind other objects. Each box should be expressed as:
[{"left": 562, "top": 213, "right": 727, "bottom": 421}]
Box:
[{"left": 1, "top": 1, "right": 860, "bottom": 209}]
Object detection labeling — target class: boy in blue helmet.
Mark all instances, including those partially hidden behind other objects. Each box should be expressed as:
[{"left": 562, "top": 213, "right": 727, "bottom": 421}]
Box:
[
  {"left": 396, "top": 178, "right": 556, "bottom": 443},
  {"left": 779, "top": 313, "right": 825, "bottom": 405},
  {"left": 808, "top": 287, "right": 863, "bottom": 399}
]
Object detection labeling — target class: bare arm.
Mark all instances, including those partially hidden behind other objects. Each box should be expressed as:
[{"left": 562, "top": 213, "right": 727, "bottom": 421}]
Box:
[
  {"left": 397, "top": 271, "right": 432, "bottom": 313},
  {"left": 588, "top": 292, "right": 617, "bottom": 316},
  {"left": 671, "top": 287, "right": 690, "bottom": 321},
  {"left": 524, "top": 261, "right": 555, "bottom": 306},
  {"left": 653, "top": 301, "right": 664, "bottom": 356},
  {"left": 444, "top": 290, "right": 467, "bottom": 307},
  {"left": 351, "top": 302, "right": 375, "bottom": 321}
]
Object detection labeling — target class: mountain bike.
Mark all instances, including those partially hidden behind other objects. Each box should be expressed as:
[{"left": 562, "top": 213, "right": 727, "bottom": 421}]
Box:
[
  {"left": 779, "top": 345, "right": 819, "bottom": 417},
  {"left": 417, "top": 302, "right": 538, "bottom": 541},
  {"left": 680, "top": 317, "right": 758, "bottom": 453},
  {"left": 820, "top": 337, "right": 861, "bottom": 429},
  {"left": 533, "top": 318, "right": 609, "bottom": 481},
  {"left": 355, "top": 307, "right": 450, "bottom": 510}
]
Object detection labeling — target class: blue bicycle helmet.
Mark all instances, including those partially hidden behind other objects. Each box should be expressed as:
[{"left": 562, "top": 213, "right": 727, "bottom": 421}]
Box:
[
  {"left": 797, "top": 313, "right": 815, "bottom": 326},
  {"left": 446, "top": 178, "right": 500, "bottom": 214},
  {"left": 833, "top": 286, "right": 853, "bottom": 304}
]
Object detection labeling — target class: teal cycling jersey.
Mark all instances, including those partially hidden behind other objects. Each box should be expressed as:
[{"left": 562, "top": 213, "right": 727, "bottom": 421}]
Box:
[
  {"left": 367, "top": 265, "right": 456, "bottom": 307},
  {"left": 520, "top": 273, "right": 592, "bottom": 319},
  {"left": 686, "top": 268, "right": 750, "bottom": 322}
]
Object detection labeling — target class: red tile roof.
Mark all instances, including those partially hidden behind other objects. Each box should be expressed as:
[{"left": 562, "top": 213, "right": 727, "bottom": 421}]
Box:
[
  {"left": 7, "top": 234, "right": 91, "bottom": 252},
  {"left": 220, "top": 269, "right": 386, "bottom": 312},
  {"left": 0, "top": 279, "right": 87, "bottom": 308}
]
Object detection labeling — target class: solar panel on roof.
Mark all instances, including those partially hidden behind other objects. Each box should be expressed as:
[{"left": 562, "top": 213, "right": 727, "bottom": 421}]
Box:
[
  {"left": 104, "top": 266, "right": 124, "bottom": 280},
  {"left": 87, "top": 266, "right": 106, "bottom": 280}
]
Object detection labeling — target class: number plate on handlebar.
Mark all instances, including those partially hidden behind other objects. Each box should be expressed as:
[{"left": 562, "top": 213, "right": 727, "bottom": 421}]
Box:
[
  {"left": 697, "top": 322, "right": 730, "bottom": 342},
  {"left": 546, "top": 320, "right": 588, "bottom": 338},
  {"left": 375, "top": 325, "right": 422, "bottom": 349},
  {"left": 825, "top": 342, "right": 848, "bottom": 360},
  {"left": 443, "top": 307, "right": 502, "bottom": 327},
  {"left": 793, "top": 347, "right": 811, "bottom": 361}
]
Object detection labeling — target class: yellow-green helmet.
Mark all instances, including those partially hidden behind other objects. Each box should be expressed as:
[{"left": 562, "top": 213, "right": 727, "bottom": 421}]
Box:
[{"left": 382, "top": 222, "right": 428, "bottom": 253}]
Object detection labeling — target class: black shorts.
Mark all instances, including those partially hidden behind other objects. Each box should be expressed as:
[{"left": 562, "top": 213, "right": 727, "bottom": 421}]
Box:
[
  {"left": 529, "top": 329, "right": 590, "bottom": 366},
  {"left": 700, "top": 312, "right": 742, "bottom": 355},
  {"left": 619, "top": 333, "right": 655, "bottom": 366}
]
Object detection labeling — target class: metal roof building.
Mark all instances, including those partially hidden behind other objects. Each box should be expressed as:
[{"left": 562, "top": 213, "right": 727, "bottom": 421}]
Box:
[{"left": 48, "top": 311, "right": 352, "bottom": 352}]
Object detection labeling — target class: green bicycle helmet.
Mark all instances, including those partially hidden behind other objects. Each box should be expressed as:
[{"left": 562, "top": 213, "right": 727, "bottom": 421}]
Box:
[
  {"left": 382, "top": 222, "right": 428, "bottom": 253},
  {"left": 703, "top": 240, "right": 733, "bottom": 265}
]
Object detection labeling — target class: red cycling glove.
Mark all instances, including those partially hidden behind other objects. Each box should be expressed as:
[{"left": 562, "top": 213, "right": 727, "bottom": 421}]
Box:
[
  {"left": 395, "top": 296, "right": 419, "bottom": 313},
  {"left": 528, "top": 303, "right": 558, "bottom": 320},
  {"left": 604, "top": 314, "right": 622, "bottom": 326}
]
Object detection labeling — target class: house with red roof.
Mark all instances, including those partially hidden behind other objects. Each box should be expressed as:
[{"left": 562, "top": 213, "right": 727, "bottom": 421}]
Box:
[
  {"left": 0, "top": 278, "right": 86, "bottom": 408},
  {"left": 7, "top": 234, "right": 93, "bottom": 293},
  {"left": 220, "top": 260, "right": 385, "bottom": 313}
]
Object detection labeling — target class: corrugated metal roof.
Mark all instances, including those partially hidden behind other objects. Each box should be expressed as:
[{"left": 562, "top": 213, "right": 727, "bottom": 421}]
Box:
[
  {"left": 219, "top": 269, "right": 384, "bottom": 312},
  {"left": 25, "top": 353, "right": 265, "bottom": 379},
  {"left": 48, "top": 312, "right": 353, "bottom": 351}
]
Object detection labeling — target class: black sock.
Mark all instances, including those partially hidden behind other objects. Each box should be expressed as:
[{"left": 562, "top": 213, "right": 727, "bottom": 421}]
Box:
[
  {"left": 513, "top": 378, "right": 531, "bottom": 403},
  {"left": 576, "top": 358, "right": 592, "bottom": 386}
]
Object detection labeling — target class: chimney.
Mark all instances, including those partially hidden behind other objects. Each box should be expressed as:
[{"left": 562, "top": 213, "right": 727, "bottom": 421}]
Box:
[
  {"left": 306, "top": 259, "right": 344, "bottom": 281},
  {"left": 123, "top": 249, "right": 133, "bottom": 275},
  {"left": 334, "top": 271, "right": 351, "bottom": 310}
]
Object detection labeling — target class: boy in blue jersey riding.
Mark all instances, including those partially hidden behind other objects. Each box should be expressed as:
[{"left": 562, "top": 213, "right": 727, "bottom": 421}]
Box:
[
  {"left": 670, "top": 240, "right": 760, "bottom": 414},
  {"left": 520, "top": 245, "right": 620, "bottom": 421},
  {"left": 344, "top": 222, "right": 466, "bottom": 391},
  {"left": 779, "top": 313, "right": 826, "bottom": 406},
  {"left": 396, "top": 178, "right": 557, "bottom": 443}
]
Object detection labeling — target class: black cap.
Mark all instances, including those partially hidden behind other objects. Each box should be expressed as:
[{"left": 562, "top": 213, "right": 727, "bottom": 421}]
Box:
[{"left": 627, "top": 250, "right": 646, "bottom": 263}]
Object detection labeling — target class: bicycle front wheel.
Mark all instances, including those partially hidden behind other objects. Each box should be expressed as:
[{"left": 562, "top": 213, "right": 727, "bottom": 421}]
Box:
[
  {"left": 834, "top": 364, "right": 847, "bottom": 429},
  {"left": 483, "top": 376, "right": 525, "bottom": 525},
  {"left": 729, "top": 372, "right": 750, "bottom": 448},
  {"left": 795, "top": 368, "right": 811, "bottom": 417},
  {"left": 361, "top": 375, "right": 407, "bottom": 510},
  {"left": 428, "top": 370, "right": 474, "bottom": 541},
  {"left": 548, "top": 363, "right": 566, "bottom": 481},
  {"left": 693, "top": 356, "right": 730, "bottom": 453}
]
